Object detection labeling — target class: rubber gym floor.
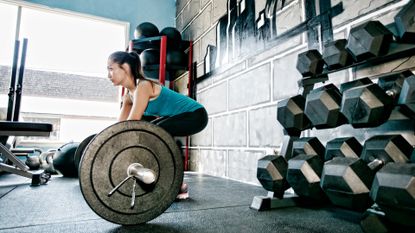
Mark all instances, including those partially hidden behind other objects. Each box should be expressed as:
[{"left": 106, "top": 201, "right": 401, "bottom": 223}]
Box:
[{"left": 0, "top": 172, "right": 364, "bottom": 233}]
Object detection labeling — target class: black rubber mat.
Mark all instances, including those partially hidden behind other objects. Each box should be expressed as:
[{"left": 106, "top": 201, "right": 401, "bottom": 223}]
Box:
[{"left": 0, "top": 172, "right": 363, "bottom": 233}]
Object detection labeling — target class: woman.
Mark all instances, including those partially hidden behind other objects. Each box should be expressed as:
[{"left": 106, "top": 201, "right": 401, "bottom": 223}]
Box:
[{"left": 107, "top": 51, "right": 208, "bottom": 199}]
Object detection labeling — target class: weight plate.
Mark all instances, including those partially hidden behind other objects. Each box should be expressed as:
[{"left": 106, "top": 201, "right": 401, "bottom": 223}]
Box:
[
  {"left": 74, "top": 134, "right": 96, "bottom": 174},
  {"left": 79, "top": 121, "right": 183, "bottom": 225}
]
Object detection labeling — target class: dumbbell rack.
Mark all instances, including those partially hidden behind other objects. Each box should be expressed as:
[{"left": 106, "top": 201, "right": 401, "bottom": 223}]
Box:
[
  {"left": 128, "top": 36, "right": 196, "bottom": 171},
  {"left": 252, "top": 41, "right": 415, "bottom": 223},
  {"left": 298, "top": 42, "right": 415, "bottom": 232}
]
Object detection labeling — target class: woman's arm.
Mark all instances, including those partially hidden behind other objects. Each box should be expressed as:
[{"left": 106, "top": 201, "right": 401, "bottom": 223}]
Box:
[
  {"left": 127, "top": 81, "right": 153, "bottom": 120},
  {"left": 118, "top": 94, "right": 132, "bottom": 122}
]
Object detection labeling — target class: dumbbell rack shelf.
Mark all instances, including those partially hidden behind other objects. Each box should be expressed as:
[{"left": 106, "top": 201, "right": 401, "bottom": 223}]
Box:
[
  {"left": 129, "top": 35, "right": 196, "bottom": 171},
  {"left": 299, "top": 42, "right": 415, "bottom": 92}
]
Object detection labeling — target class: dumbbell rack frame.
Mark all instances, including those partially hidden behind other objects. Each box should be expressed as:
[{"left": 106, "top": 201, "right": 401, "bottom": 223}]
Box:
[
  {"left": 128, "top": 35, "right": 196, "bottom": 171},
  {"left": 300, "top": 42, "right": 415, "bottom": 89},
  {"left": 252, "top": 41, "right": 415, "bottom": 212}
]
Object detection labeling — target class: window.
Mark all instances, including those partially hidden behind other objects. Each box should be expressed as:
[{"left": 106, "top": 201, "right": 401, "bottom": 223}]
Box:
[
  {"left": 0, "top": 1, "right": 127, "bottom": 143},
  {"left": 19, "top": 7, "right": 127, "bottom": 76},
  {"left": 0, "top": 2, "right": 18, "bottom": 66},
  {"left": 0, "top": 2, "right": 18, "bottom": 104}
]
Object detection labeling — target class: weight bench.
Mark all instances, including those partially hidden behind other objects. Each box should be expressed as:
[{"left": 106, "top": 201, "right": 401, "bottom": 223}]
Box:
[{"left": 0, "top": 121, "right": 53, "bottom": 185}]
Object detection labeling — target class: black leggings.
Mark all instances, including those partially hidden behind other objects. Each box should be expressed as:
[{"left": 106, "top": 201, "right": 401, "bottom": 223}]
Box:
[{"left": 150, "top": 108, "right": 208, "bottom": 137}]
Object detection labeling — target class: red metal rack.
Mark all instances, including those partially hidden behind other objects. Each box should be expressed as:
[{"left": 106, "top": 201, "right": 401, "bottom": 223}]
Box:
[{"left": 127, "top": 35, "right": 195, "bottom": 171}]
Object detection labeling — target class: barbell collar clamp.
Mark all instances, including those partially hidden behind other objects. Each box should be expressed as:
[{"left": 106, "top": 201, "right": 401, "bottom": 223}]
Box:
[
  {"left": 108, "top": 175, "right": 133, "bottom": 197},
  {"left": 128, "top": 163, "right": 156, "bottom": 185},
  {"left": 131, "top": 180, "right": 137, "bottom": 209}
]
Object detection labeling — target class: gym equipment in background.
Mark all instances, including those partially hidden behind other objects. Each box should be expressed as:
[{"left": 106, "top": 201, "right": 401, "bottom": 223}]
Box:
[
  {"left": 132, "top": 22, "right": 160, "bottom": 54},
  {"left": 0, "top": 39, "right": 52, "bottom": 186},
  {"left": 53, "top": 142, "right": 80, "bottom": 177}
]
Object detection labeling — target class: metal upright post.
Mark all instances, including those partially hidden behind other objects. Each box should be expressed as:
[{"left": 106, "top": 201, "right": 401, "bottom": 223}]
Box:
[
  {"left": 159, "top": 36, "right": 167, "bottom": 85},
  {"left": 184, "top": 41, "right": 194, "bottom": 171},
  {"left": 6, "top": 40, "right": 20, "bottom": 121},
  {"left": 13, "top": 38, "right": 28, "bottom": 121}
]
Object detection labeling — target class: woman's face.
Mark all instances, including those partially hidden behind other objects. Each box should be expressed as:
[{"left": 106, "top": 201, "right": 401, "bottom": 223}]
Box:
[{"left": 107, "top": 59, "right": 128, "bottom": 86}]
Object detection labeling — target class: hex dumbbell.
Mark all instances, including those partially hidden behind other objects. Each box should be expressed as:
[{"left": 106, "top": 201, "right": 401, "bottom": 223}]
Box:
[
  {"left": 341, "top": 71, "right": 415, "bottom": 127},
  {"left": 394, "top": 0, "right": 415, "bottom": 43},
  {"left": 296, "top": 50, "right": 325, "bottom": 77},
  {"left": 286, "top": 137, "right": 327, "bottom": 202},
  {"left": 368, "top": 163, "right": 415, "bottom": 229},
  {"left": 304, "top": 84, "right": 347, "bottom": 129},
  {"left": 277, "top": 95, "right": 312, "bottom": 136},
  {"left": 257, "top": 136, "right": 326, "bottom": 198},
  {"left": 322, "top": 39, "right": 353, "bottom": 70},
  {"left": 320, "top": 134, "right": 412, "bottom": 211},
  {"left": 346, "top": 20, "right": 393, "bottom": 62},
  {"left": 361, "top": 162, "right": 415, "bottom": 233},
  {"left": 257, "top": 155, "right": 289, "bottom": 199}
]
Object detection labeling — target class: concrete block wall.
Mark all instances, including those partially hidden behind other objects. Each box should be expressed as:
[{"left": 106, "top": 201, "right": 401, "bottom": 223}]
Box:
[{"left": 175, "top": 0, "right": 415, "bottom": 185}]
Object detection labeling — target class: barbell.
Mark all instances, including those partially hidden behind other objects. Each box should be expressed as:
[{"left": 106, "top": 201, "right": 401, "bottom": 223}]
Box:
[{"left": 79, "top": 120, "right": 183, "bottom": 225}]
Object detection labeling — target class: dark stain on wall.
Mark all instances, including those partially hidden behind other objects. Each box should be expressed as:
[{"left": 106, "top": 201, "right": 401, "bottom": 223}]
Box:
[{"left": 208, "top": 0, "right": 345, "bottom": 72}]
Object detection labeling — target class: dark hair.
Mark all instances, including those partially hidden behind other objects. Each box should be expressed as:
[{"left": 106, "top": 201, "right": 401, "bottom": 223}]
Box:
[{"left": 108, "top": 51, "right": 144, "bottom": 85}]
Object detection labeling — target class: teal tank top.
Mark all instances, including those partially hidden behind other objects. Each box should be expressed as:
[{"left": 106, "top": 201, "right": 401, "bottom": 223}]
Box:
[{"left": 144, "top": 86, "right": 203, "bottom": 116}]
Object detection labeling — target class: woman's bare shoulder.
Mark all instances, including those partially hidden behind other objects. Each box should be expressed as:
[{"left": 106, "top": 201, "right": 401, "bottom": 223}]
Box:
[
  {"left": 137, "top": 79, "right": 155, "bottom": 89},
  {"left": 138, "top": 79, "right": 160, "bottom": 94}
]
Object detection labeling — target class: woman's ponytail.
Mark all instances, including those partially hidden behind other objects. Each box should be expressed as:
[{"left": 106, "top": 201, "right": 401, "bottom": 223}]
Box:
[
  {"left": 131, "top": 52, "right": 145, "bottom": 80},
  {"left": 128, "top": 51, "right": 144, "bottom": 83}
]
